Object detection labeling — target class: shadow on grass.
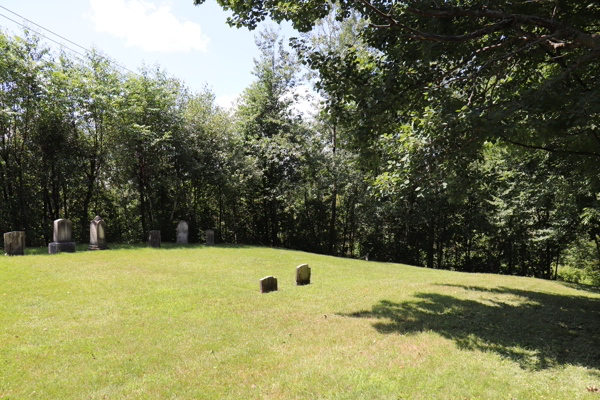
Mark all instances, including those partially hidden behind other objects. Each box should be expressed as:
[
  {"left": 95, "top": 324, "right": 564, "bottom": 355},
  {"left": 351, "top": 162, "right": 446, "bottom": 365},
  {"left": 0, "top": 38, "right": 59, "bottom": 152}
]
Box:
[
  {"left": 557, "top": 281, "right": 600, "bottom": 295},
  {"left": 339, "top": 285, "right": 600, "bottom": 371}
]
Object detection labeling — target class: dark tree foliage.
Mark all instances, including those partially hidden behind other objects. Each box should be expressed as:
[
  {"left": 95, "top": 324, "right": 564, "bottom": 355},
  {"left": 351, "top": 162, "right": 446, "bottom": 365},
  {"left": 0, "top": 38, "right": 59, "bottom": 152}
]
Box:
[
  {"left": 2, "top": 19, "right": 598, "bottom": 282},
  {"left": 193, "top": 0, "right": 600, "bottom": 279},
  {"left": 195, "top": 0, "right": 600, "bottom": 159}
]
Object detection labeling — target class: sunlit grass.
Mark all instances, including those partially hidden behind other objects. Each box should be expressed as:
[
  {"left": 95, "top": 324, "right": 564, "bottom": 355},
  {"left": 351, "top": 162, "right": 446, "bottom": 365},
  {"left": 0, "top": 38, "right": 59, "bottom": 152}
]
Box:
[{"left": 1, "top": 243, "right": 599, "bottom": 399}]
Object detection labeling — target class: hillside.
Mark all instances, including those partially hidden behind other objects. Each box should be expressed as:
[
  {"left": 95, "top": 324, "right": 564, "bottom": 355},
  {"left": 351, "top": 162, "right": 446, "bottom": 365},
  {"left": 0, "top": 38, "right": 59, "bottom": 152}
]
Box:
[{"left": 1, "top": 244, "right": 599, "bottom": 399}]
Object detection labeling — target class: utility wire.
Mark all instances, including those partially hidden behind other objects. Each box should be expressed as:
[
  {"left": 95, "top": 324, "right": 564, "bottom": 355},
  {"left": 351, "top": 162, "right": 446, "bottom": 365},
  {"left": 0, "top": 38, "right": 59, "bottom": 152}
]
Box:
[
  {"left": 0, "top": 12, "right": 89, "bottom": 59},
  {"left": 0, "top": 5, "right": 89, "bottom": 53},
  {"left": 0, "top": 5, "right": 138, "bottom": 75}
]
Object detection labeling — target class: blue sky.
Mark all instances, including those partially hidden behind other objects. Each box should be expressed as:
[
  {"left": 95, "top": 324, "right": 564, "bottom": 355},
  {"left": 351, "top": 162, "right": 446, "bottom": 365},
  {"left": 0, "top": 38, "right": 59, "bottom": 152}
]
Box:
[{"left": 0, "top": 0, "right": 304, "bottom": 108}]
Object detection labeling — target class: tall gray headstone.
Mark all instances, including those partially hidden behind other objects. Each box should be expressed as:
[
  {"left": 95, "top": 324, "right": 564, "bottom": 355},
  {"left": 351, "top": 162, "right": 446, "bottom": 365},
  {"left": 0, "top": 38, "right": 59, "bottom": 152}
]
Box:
[
  {"left": 260, "top": 276, "right": 278, "bottom": 293},
  {"left": 176, "top": 221, "right": 189, "bottom": 244},
  {"left": 296, "top": 264, "right": 311, "bottom": 285},
  {"left": 48, "top": 218, "right": 76, "bottom": 254},
  {"left": 4, "top": 231, "right": 25, "bottom": 255},
  {"left": 53, "top": 218, "right": 71, "bottom": 242},
  {"left": 148, "top": 230, "right": 161, "bottom": 248},
  {"left": 89, "top": 216, "right": 108, "bottom": 250},
  {"left": 205, "top": 229, "right": 214, "bottom": 245}
]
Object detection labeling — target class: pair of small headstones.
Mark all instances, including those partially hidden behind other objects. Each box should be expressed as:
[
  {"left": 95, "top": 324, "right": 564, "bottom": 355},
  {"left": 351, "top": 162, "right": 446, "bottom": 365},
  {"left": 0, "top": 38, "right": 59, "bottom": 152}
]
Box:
[{"left": 260, "top": 264, "right": 311, "bottom": 293}]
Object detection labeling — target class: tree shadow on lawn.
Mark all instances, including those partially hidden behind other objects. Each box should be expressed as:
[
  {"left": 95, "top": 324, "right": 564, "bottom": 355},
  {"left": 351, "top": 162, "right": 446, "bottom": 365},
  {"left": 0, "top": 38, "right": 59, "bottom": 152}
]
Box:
[
  {"left": 339, "top": 285, "right": 600, "bottom": 371},
  {"left": 558, "top": 281, "right": 600, "bottom": 295}
]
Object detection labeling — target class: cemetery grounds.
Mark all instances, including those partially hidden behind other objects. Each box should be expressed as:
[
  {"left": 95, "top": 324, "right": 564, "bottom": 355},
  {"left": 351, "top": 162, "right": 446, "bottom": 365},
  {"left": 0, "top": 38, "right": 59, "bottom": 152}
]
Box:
[{"left": 1, "top": 244, "right": 600, "bottom": 399}]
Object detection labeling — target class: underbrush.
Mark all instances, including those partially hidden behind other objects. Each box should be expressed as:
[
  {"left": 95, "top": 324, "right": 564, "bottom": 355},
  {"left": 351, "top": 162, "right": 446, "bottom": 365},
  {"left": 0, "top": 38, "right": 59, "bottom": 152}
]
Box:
[{"left": 557, "top": 265, "right": 600, "bottom": 286}]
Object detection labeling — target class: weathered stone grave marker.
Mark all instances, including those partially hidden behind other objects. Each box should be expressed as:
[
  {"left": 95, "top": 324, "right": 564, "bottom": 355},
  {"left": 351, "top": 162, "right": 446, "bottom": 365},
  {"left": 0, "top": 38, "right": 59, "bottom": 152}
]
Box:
[
  {"left": 4, "top": 231, "right": 25, "bottom": 255},
  {"left": 148, "top": 230, "right": 161, "bottom": 248},
  {"left": 205, "top": 229, "right": 214, "bottom": 245},
  {"left": 260, "top": 276, "right": 278, "bottom": 293},
  {"left": 296, "top": 263, "right": 311, "bottom": 285},
  {"left": 176, "top": 221, "right": 189, "bottom": 244},
  {"left": 89, "top": 216, "right": 108, "bottom": 250},
  {"left": 48, "top": 219, "right": 76, "bottom": 254}
]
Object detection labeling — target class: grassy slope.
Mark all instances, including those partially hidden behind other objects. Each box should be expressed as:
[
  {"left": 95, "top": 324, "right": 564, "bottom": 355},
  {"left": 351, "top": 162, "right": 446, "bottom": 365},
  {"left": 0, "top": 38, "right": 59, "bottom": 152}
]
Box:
[{"left": 1, "top": 244, "right": 599, "bottom": 399}]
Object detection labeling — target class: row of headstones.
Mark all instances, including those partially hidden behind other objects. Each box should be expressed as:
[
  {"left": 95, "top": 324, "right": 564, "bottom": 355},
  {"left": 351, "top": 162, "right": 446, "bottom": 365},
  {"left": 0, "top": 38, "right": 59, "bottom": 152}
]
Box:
[
  {"left": 1, "top": 217, "right": 108, "bottom": 255},
  {"left": 3, "top": 218, "right": 213, "bottom": 255},
  {"left": 259, "top": 264, "right": 311, "bottom": 293},
  {"left": 147, "top": 221, "right": 214, "bottom": 247}
]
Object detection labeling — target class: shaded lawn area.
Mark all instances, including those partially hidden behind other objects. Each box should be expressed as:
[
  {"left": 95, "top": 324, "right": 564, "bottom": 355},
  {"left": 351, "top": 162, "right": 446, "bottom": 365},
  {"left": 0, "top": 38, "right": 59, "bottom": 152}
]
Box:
[{"left": 340, "top": 285, "right": 600, "bottom": 372}]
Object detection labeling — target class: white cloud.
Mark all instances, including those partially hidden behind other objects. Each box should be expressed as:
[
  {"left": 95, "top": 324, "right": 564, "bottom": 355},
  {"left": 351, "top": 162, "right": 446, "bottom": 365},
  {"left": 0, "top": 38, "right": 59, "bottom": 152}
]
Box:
[
  {"left": 215, "top": 93, "right": 240, "bottom": 109},
  {"left": 88, "top": 0, "right": 210, "bottom": 53}
]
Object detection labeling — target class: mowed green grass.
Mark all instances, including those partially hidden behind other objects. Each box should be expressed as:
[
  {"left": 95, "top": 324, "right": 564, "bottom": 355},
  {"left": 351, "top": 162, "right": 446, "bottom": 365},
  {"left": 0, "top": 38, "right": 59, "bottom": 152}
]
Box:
[{"left": 1, "top": 244, "right": 600, "bottom": 399}]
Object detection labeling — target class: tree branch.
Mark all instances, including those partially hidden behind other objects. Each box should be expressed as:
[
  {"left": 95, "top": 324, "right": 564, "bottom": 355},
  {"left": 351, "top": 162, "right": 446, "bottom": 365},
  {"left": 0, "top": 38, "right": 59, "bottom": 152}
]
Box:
[
  {"left": 359, "top": 0, "right": 515, "bottom": 43},
  {"left": 538, "top": 49, "right": 600, "bottom": 93},
  {"left": 499, "top": 135, "right": 600, "bottom": 158},
  {"left": 403, "top": 7, "right": 600, "bottom": 50}
]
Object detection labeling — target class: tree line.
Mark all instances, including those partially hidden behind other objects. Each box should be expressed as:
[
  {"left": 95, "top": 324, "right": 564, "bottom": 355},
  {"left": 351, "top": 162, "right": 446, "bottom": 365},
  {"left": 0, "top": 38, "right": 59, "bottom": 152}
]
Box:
[{"left": 2, "top": 2, "right": 599, "bottom": 284}]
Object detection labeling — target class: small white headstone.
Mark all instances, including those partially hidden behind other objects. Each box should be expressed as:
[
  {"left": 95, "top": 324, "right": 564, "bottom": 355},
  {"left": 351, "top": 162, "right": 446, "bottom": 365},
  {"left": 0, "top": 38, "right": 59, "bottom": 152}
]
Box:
[
  {"left": 89, "top": 216, "right": 108, "bottom": 250},
  {"left": 53, "top": 219, "right": 72, "bottom": 242},
  {"left": 176, "top": 221, "right": 189, "bottom": 244},
  {"left": 49, "top": 218, "right": 76, "bottom": 254}
]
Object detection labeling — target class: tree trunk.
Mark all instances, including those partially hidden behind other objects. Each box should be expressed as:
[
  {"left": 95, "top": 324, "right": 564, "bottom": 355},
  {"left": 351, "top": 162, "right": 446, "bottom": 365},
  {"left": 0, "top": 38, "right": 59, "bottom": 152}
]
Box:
[
  {"left": 427, "top": 218, "right": 435, "bottom": 269},
  {"left": 342, "top": 195, "right": 352, "bottom": 256},
  {"left": 62, "top": 181, "right": 69, "bottom": 220},
  {"left": 554, "top": 248, "right": 561, "bottom": 280},
  {"left": 593, "top": 233, "right": 600, "bottom": 263},
  {"left": 520, "top": 243, "right": 528, "bottom": 276},
  {"left": 507, "top": 239, "right": 514, "bottom": 275},
  {"left": 51, "top": 162, "right": 60, "bottom": 220},
  {"left": 466, "top": 235, "right": 472, "bottom": 271},
  {"left": 436, "top": 230, "right": 444, "bottom": 269},
  {"left": 81, "top": 166, "right": 97, "bottom": 243},
  {"left": 328, "top": 125, "right": 337, "bottom": 255},
  {"left": 270, "top": 198, "right": 278, "bottom": 246},
  {"left": 18, "top": 164, "right": 27, "bottom": 231},
  {"left": 138, "top": 164, "right": 147, "bottom": 237}
]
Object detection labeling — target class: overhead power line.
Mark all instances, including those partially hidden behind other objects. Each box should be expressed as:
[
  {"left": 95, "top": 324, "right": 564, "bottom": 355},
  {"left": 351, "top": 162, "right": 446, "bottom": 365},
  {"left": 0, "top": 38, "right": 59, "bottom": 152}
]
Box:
[
  {"left": 0, "top": 5, "right": 138, "bottom": 75},
  {"left": 0, "top": 12, "right": 89, "bottom": 59},
  {"left": 0, "top": 5, "right": 89, "bottom": 52}
]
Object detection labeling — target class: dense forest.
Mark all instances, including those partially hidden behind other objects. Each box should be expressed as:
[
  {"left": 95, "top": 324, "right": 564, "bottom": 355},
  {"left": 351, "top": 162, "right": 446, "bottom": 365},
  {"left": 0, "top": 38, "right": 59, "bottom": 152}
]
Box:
[{"left": 1, "top": 0, "right": 599, "bottom": 284}]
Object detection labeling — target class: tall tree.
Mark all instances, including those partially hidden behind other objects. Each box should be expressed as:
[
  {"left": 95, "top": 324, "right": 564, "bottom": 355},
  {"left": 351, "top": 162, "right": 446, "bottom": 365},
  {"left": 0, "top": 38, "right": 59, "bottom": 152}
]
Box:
[
  {"left": 194, "top": 0, "right": 600, "bottom": 165},
  {"left": 112, "top": 66, "right": 186, "bottom": 239},
  {"left": 70, "top": 50, "right": 122, "bottom": 242},
  {"left": 235, "top": 26, "right": 306, "bottom": 246},
  {"left": 0, "top": 29, "right": 55, "bottom": 244},
  {"left": 297, "top": 2, "right": 368, "bottom": 254}
]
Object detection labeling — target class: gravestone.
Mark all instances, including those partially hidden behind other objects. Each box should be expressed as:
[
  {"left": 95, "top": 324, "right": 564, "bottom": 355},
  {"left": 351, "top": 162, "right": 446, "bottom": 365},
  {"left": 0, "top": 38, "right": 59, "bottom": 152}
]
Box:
[
  {"left": 176, "top": 221, "right": 189, "bottom": 244},
  {"left": 296, "top": 263, "right": 311, "bottom": 285},
  {"left": 4, "top": 231, "right": 25, "bottom": 255},
  {"left": 89, "top": 216, "right": 108, "bottom": 250},
  {"left": 48, "top": 219, "right": 76, "bottom": 254},
  {"left": 148, "top": 230, "right": 161, "bottom": 248},
  {"left": 205, "top": 229, "right": 214, "bottom": 245},
  {"left": 260, "top": 276, "right": 278, "bottom": 293}
]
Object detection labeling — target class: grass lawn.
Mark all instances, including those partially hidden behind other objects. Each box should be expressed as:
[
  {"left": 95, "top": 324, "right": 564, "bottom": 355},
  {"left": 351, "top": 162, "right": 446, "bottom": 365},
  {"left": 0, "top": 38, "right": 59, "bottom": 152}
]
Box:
[{"left": 1, "top": 243, "right": 600, "bottom": 399}]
